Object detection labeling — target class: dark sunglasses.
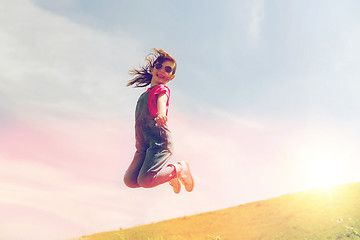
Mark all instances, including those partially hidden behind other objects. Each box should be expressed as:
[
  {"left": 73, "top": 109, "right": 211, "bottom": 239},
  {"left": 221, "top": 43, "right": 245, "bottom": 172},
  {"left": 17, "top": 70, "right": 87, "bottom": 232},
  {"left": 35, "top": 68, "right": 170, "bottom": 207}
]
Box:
[{"left": 154, "top": 63, "right": 173, "bottom": 74}]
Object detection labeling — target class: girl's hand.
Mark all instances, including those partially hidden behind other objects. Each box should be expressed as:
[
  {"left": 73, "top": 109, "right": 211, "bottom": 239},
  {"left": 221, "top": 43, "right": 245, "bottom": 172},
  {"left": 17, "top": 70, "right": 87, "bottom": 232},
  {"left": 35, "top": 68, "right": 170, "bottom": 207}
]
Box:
[
  {"left": 155, "top": 93, "right": 168, "bottom": 126},
  {"left": 155, "top": 114, "right": 168, "bottom": 126}
]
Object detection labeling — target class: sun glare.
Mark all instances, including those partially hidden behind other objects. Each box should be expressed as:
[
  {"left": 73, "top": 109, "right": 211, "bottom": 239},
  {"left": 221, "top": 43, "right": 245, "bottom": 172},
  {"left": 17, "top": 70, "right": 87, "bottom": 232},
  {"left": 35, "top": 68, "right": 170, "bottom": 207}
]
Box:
[
  {"left": 307, "top": 158, "right": 343, "bottom": 189},
  {"left": 293, "top": 133, "right": 353, "bottom": 190}
]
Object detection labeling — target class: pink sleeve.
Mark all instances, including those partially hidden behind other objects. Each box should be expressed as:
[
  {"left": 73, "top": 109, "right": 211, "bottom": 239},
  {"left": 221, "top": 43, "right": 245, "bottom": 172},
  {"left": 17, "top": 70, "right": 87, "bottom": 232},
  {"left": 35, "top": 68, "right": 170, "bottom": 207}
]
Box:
[{"left": 148, "top": 85, "right": 170, "bottom": 117}]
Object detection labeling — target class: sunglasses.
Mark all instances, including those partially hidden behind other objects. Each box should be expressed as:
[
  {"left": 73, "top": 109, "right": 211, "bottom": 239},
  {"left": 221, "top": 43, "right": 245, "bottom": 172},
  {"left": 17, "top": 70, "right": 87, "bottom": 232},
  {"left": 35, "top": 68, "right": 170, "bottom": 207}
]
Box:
[{"left": 154, "top": 63, "right": 173, "bottom": 74}]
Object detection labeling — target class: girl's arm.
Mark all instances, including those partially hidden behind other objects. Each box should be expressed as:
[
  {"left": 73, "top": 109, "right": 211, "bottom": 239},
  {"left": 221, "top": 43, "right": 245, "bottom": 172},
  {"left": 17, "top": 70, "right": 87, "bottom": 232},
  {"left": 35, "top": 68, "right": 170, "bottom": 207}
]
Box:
[{"left": 155, "top": 93, "right": 168, "bottom": 126}]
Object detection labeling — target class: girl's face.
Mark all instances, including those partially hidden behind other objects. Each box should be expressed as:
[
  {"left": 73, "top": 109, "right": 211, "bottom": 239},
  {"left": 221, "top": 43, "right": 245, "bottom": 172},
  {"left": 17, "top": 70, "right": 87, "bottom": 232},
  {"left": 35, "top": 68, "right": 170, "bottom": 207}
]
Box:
[{"left": 150, "top": 60, "right": 176, "bottom": 86}]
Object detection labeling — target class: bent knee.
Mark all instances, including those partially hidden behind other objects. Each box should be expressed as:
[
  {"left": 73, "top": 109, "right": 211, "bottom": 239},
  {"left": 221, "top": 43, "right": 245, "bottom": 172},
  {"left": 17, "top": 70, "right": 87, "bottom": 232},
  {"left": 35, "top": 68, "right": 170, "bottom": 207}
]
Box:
[
  {"left": 124, "top": 176, "right": 140, "bottom": 188},
  {"left": 137, "top": 173, "right": 156, "bottom": 188}
]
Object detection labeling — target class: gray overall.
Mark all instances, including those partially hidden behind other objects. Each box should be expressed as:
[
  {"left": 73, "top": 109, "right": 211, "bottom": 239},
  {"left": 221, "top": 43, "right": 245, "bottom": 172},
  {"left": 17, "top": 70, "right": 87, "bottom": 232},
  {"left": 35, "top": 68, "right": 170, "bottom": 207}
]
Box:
[{"left": 124, "top": 87, "right": 175, "bottom": 188}]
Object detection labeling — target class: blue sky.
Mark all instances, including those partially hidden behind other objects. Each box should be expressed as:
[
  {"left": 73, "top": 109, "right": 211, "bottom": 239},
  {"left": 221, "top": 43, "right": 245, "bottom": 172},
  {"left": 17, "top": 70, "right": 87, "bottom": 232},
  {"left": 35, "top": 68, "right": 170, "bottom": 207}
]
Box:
[
  {"left": 45, "top": 0, "right": 360, "bottom": 120},
  {"left": 36, "top": 0, "right": 359, "bottom": 111},
  {"left": 4, "top": 0, "right": 360, "bottom": 117},
  {"left": 1, "top": 0, "right": 360, "bottom": 239}
]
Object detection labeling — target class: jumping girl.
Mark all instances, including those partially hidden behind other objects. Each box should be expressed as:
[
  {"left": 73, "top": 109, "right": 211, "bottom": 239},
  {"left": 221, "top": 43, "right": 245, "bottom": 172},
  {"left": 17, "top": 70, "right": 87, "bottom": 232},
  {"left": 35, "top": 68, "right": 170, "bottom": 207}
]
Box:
[{"left": 124, "top": 48, "right": 194, "bottom": 194}]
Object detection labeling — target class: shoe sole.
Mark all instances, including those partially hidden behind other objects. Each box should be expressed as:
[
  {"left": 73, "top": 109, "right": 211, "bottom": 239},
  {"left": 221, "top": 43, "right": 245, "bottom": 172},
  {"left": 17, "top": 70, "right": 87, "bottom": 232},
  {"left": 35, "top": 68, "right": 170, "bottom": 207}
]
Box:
[
  {"left": 169, "top": 178, "right": 181, "bottom": 194},
  {"left": 181, "top": 161, "right": 194, "bottom": 192}
]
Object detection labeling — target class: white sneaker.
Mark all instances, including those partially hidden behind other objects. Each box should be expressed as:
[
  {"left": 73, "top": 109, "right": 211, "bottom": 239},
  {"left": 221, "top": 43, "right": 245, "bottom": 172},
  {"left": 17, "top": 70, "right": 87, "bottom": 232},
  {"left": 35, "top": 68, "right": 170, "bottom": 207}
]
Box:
[
  {"left": 177, "top": 161, "right": 194, "bottom": 192},
  {"left": 169, "top": 177, "right": 181, "bottom": 194}
]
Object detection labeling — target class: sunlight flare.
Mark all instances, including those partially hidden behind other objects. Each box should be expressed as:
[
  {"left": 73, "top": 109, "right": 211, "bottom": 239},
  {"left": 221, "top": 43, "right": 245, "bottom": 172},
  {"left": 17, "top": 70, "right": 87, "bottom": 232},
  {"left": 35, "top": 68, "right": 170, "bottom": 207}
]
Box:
[{"left": 292, "top": 131, "right": 355, "bottom": 190}]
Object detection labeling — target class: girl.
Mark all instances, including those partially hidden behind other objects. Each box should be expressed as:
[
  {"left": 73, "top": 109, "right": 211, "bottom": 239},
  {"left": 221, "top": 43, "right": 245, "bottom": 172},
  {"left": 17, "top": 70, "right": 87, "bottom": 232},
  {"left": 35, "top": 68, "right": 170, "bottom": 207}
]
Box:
[{"left": 124, "top": 48, "right": 194, "bottom": 194}]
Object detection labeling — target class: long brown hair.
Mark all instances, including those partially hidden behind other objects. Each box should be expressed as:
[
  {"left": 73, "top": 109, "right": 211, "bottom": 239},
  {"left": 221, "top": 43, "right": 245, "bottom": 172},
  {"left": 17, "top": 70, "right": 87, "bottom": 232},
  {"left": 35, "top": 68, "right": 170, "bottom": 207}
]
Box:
[{"left": 127, "top": 48, "right": 177, "bottom": 88}]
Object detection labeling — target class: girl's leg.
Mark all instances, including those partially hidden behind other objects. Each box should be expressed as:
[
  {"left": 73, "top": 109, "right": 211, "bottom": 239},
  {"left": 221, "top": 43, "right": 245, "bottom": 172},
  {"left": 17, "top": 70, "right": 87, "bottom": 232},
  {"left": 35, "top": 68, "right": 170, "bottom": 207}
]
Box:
[
  {"left": 137, "top": 147, "right": 176, "bottom": 188},
  {"left": 123, "top": 150, "right": 146, "bottom": 188},
  {"left": 124, "top": 122, "right": 147, "bottom": 188},
  {"left": 137, "top": 124, "right": 176, "bottom": 188}
]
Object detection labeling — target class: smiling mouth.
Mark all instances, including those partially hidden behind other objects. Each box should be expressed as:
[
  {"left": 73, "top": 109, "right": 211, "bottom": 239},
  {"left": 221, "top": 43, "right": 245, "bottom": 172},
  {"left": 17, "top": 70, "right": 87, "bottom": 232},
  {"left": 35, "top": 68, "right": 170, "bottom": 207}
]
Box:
[{"left": 157, "top": 73, "right": 167, "bottom": 79}]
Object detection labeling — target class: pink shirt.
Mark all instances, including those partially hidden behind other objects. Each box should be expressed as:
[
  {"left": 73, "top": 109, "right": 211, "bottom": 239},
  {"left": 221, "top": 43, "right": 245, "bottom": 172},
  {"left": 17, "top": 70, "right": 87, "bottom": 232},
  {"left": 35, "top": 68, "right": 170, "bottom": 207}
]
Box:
[{"left": 146, "top": 84, "right": 170, "bottom": 117}]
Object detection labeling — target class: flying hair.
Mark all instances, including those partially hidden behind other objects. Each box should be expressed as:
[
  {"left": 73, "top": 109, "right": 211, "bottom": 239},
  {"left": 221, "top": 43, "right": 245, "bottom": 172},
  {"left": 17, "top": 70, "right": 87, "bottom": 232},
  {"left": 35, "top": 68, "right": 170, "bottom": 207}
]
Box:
[{"left": 127, "top": 48, "right": 177, "bottom": 88}]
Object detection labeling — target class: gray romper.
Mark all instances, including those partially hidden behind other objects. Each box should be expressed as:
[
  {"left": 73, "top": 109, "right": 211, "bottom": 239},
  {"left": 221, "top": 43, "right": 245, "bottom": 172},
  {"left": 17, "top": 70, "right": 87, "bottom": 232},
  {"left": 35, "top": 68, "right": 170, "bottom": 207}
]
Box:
[{"left": 124, "top": 85, "right": 175, "bottom": 188}]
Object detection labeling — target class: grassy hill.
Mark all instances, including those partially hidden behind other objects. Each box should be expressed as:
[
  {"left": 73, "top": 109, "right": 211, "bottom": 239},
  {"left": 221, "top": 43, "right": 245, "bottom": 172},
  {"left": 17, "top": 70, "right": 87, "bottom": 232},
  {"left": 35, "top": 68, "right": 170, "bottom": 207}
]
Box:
[{"left": 80, "top": 182, "right": 360, "bottom": 240}]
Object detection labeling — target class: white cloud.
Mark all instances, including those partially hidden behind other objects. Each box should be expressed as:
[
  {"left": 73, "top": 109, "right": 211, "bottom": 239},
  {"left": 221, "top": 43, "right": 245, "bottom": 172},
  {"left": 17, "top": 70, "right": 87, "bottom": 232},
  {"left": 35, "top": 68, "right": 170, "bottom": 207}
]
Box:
[
  {"left": 0, "top": 0, "right": 143, "bottom": 118},
  {"left": 221, "top": 0, "right": 265, "bottom": 50},
  {"left": 31, "top": 0, "right": 79, "bottom": 10},
  {"left": 248, "top": 0, "right": 264, "bottom": 41},
  {"left": 0, "top": 158, "right": 132, "bottom": 239}
]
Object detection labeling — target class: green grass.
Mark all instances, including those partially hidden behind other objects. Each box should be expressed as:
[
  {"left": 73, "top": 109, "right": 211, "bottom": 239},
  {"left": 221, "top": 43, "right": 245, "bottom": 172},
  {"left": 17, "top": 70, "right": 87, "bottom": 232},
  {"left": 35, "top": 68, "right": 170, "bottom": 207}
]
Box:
[{"left": 79, "top": 182, "right": 360, "bottom": 240}]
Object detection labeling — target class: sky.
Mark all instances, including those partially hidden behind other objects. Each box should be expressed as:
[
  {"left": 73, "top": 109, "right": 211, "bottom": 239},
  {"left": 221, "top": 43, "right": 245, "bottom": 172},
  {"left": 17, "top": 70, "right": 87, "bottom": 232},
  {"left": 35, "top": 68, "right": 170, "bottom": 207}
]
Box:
[{"left": 1, "top": 0, "right": 360, "bottom": 239}]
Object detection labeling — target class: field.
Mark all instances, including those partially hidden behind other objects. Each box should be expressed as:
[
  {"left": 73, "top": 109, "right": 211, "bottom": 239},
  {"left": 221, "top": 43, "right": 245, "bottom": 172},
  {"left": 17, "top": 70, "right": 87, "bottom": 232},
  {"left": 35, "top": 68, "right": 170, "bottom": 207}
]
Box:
[{"left": 80, "top": 182, "right": 360, "bottom": 240}]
